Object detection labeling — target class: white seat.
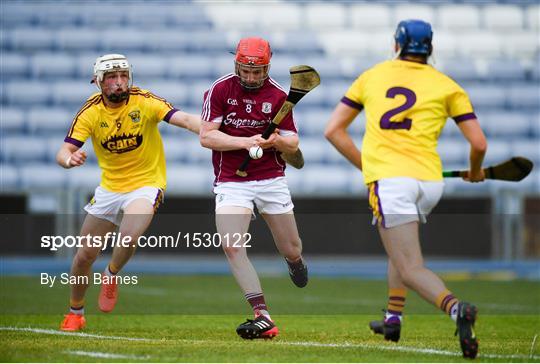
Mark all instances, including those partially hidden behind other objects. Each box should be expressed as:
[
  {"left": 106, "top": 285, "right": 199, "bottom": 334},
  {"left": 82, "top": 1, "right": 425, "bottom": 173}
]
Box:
[
  {"left": 1, "top": 108, "right": 25, "bottom": 133},
  {"left": 187, "top": 82, "right": 210, "bottom": 110},
  {"left": 66, "top": 165, "right": 101, "bottom": 190},
  {"left": 0, "top": 164, "right": 19, "bottom": 190},
  {"left": 20, "top": 164, "right": 66, "bottom": 189},
  {"left": 102, "top": 28, "right": 146, "bottom": 51},
  {"left": 319, "top": 31, "right": 369, "bottom": 57},
  {"left": 349, "top": 5, "right": 392, "bottom": 29},
  {"left": 508, "top": 84, "right": 540, "bottom": 109},
  {"left": 166, "top": 164, "right": 214, "bottom": 195},
  {"left": 511, "top": 140, "right": 540, "bottom": 164},
  {"left": 259, "top": 4, "right": 302, "bottom": 31},
  {"left": 393, "top": 5, "right": 436, "bottom": 27},
  {"left": 302, "top": 165, "right": 351, "bottom": 195},
  {"left": 299, "top": 138, "right": 329, "bottom": 164},
  {"left": 5, "top": 81, "right": 50, "bottom": 105},
  {"left": 457, "top": 32, "right": 501, "bottom": 58},
  {"left": 501, "top": 32, "right": 539, "bottom": 59},
  {"left": 51, "top": 81, "right": 95, "bottom": 107},
  {"left": 483, "top": 5, "right": 524, "bottom": 31},
  {"left": 2, "top": 136, "right": 48, "bottom": 162},
  {"left": 432, "top": 31, "right": 458, "bottom": 59},
  {"left": 437, "top": 139, "right": 468, "bottom": 165},
  {"left": 203, "top": 4, "right": 258, "bottom": 30},
  {"left": 27, "top": 108, "right": 71, "bottom": 134},
  {"left": 31, "top": 53, "right": 77, "bottom": 78},
  {"left": 480, "top": 112, "right": 530, "bottom": 137},
  {"left": 464, "top": 85, "right": 506, "bottom": 109},
  {"left": 10, "top": 28, "right": 56, "bottom": 51},
  {"left": 57, "top": 28, "right": 102, "bottom": 51},
  {"left": 138, "top": 81, "right": 189, "bottom": 109},
  {"left": 483, "top": 140, "right": 512, "bottom": 165},
  {"left": 169, "top": 55, "right": 214, "bottom": 79},
  {"left": 128, "top": 55, "right": 167, "bottom": 79},
  {"left": 527, "top": 5, "right": 540, "bottom": 30},
  {"left": 438, "top": 5, "right": 480, "bottom": 31},
  {"left": 1, "top": 53, "right": 29, "bottom": 78},
  {"left": 0, "top": 3, "right": 38, "bottom": 27},
  {"left": 487, "top": 59, "right": 526, "bottom": 81},
  {"left": 305, "top": 4, "right": 347, "bottom": 30}
]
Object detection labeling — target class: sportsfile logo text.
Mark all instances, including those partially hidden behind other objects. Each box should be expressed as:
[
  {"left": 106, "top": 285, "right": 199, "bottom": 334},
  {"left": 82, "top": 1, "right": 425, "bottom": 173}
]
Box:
[{"left": 40, "top": 232, "right": 252, "bottom": 251}]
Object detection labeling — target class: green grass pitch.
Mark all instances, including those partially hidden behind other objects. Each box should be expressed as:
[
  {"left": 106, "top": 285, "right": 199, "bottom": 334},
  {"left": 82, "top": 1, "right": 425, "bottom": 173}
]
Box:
[{"left": 1, "top": 275, "right": 539, "bottom": 362}]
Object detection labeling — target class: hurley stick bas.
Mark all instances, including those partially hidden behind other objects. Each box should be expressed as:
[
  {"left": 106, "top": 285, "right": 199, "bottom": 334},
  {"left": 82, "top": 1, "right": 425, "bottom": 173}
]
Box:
[
  {"left": 235, "top": 65, "right": 321, "bottom": 177},
  {"left": 443, "top": 156, "right": 533, "bottom": 181}
]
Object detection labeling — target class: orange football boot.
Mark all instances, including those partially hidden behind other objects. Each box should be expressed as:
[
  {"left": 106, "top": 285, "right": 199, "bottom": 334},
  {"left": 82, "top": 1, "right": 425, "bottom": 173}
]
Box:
[
  {"left": 60, "top": 313, "right": 86, "bottom": 331},
  {"left": 98, "top": 274, "right": 118, "bottom": 313}
]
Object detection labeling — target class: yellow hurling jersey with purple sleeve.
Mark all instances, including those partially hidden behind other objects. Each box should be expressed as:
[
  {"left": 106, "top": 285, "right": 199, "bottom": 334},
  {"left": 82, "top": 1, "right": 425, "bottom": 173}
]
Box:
[
  {"left": 343, "top": 59, "right": 476, "bottom": 184},
  {"left": 65, "top": 87, "right": 176, "bottom": 192}
]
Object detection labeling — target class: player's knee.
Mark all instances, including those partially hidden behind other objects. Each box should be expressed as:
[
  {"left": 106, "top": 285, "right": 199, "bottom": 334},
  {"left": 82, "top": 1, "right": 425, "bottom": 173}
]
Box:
[
  {"left": 74, "top": 249, "right": 99, "bottom": 267},
  {"left": 281, "top": 237, "right": 302, "bottom": 257},
  {"left": 222, "top": 245, "right": 245, "bottom": 259}
]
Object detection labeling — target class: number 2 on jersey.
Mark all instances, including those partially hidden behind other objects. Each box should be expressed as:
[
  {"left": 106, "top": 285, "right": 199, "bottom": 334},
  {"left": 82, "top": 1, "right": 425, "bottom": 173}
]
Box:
[{"left": 380, "top": 87, "right": 416, "bottom": 130}]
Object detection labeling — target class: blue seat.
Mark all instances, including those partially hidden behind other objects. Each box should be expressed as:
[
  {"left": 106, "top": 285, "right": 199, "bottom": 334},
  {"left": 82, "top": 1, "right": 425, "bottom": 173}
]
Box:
[
  {"left": 20, "top": 164, "right": 66, "bottom": 189},
  {"left": 31, "top": 53, "right": 77, "bottom": 78},
  {"left": 508, "top": 84, "right": 540, "bottom": 109},
  {"left": 162, "top": 137, "right": 189, "bottom": 162},
  {"left": 169, "top": 55, "right": 214, "bottom": 79},
  {"left": 487, "top": 59, "right": 526, "bottom": 81},
  {"left": 57, "top": 28, "right": 102, "bottom": 51},
  {"left": 101, "top": 28, "right": 146, "bottom": 52},
  {"left": 464, "top": 85, "right": 506, "bottom": 109},
  {"left": 79, "top": 4, "right": 126, "bottom": 27},
  {"left": 27, "top": 108, "right": 72, "bottom": 134},
  {"left": 1, "top": 108, "right": 25, "bottom": 133},
  {"left": 307, "top": 57, "right": 346, "bottom": 80},
  {"left": 483, "top": 140, "right": 512, "bottom": 165},
  {"left": 166, "top": 164, "right": 214, "bottom": 195},
  {"left": 143, "top": 30, "right": 190, "bottom": 52},
  {"left": 185, "top": 31, "right": 230, "bottom": 53},
  {"left": 442, "top": 59, "right": 482, "bottom": 82},
  {"left": 271, "top": 31, "right": 323, "bottom": 55},
  {"left": 168, "top": 4, "right": 212, "bottom": 29},
  {"left": 187, "top": 82, "right": 210, "bottom": 109},
  {"left": 51, "top": 81, "right": 95, "bottom": 107},
  {"left": 437, "top": 139, "right": 468, "bottom": 165},
  {"left": 479, "top": 112, "right": 531, "bottom": 137},
  {"left": 5, "top": 81, "right": 50, "bottom": 105},
  {"left": 10, "top": 28, "right": 56, "bottom": 51},
  {"left": 2, "top": 136, "right": 48, "bottom": 163},
  {"left": 1, "top": 3, "right": 38, "bottom": 28},
  {"left": 299, "top": 138, "right": 329, "bottom": 164},
  {"left": 512, "top": 140, "right": 540, "bottom": 164},
  {"left": 1, "top": 53, "right": 29, "bottom": 78},
  {"left": 127, "top": 55, "right": 167, "bottom": 79},
  {"left": 66, "top": 166, "right": 102, "bottom": 190},
  {"left": 136, "top": 81, "right": 189, "bottom": 108},
  {"left": 36, "top": 4, "right": 81, "bottom": 27},
  {"left": 0, "top": 164, "right": 19, "bottom": 190},
  {"left": 303, "top": 165, "right": 351, "bottom": 195}
]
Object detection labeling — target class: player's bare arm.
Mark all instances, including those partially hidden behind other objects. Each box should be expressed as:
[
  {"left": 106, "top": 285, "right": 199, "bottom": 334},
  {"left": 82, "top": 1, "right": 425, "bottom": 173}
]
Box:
[
  {"left": 200, "top": 120, "right": 262, "bottom": 151},
  {"left": 457, "top": 118, "right": 488, "bottom": 182},
  {"left": 325, "top": 102, "right": 363, "bottom": 171},
  {"left": 168, "top": 111, "right": 201, "bottom": 134},
  {"left": 56, "top": 142, "right": 87, "bottom": 169},
  {"left": 258, "top": 130, "right": 299, "bottom": 154},
  {"left": 281, "top": 149, "right": 304, "bottom": 169}
]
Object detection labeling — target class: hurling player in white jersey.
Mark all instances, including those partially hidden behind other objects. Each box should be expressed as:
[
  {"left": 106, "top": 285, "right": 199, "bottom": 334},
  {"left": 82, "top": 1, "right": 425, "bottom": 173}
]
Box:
[{"left": 200, "top": 37, "right": 308, "bottom": 340}]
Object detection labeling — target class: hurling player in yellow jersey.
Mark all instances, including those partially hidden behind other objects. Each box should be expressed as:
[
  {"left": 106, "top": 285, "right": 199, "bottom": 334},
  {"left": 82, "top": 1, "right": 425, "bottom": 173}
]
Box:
[
  {"left": 56, "top": 54, "right": 200, "bottom": 331},
  {"left": 325, "top": 21, "right": 487, "bottom": 359}
]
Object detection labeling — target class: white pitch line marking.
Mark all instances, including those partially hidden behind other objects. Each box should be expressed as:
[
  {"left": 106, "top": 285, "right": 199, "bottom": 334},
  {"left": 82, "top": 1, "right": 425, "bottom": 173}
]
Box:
[
  {"left": 2, "top": 326, "right": 538, "bottom": 360},
  {"left": 0, "top": 327, "right": 158, "bottom": 342},
  {"left": 277, "top": 340, "right": 540, "bottom": 360},
  {"left": 65, "top": 350, "right": 150, "bottom": 360}
]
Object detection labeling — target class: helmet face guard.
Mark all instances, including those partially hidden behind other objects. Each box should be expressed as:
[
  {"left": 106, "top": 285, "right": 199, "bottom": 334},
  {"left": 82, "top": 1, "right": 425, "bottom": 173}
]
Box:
[
  {"left": 394, "top": 19, "right": 433, "bottom": 57},
  {"left": 92, "top": 54, "right": 133, "bottom": 91},
  {"left": 234, "top": 37, "right": 272, "bottom": 90}
]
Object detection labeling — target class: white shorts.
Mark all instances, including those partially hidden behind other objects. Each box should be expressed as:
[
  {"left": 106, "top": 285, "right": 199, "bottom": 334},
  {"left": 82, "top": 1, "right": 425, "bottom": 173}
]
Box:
[
  {"left": 84, "top": 186, "right": 164, "bottom": 226},
  {"left": 214, "top": 177, "right": 294, "bottom": 215},
  {"left": 368, "top": 177, "right": 444, "bottom": 228}
]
